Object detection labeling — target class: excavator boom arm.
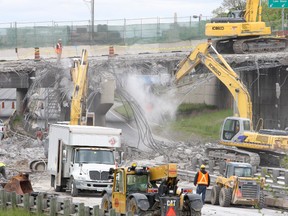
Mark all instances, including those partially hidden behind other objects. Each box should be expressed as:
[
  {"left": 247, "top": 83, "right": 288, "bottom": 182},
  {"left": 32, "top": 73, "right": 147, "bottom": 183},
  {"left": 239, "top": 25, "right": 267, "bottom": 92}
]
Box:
[
  {"left": 245, "top": 0, "right": 261, "bottom": 22},
  {"left": 70, "top": 49, "right": 89, "bottom": 125},
  {"left": 174, "top": 42, "right": 253, "bottom": 121}
]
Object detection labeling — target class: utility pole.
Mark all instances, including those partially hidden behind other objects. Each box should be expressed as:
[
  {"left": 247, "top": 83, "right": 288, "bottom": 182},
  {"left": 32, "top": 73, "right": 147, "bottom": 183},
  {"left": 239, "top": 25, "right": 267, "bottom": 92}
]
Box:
[
  {"left": 91, "top": 0, "right": 94, "bottom": 41},
  {"left": 282, "top": 8, "right": 284, "bottom": 31}
]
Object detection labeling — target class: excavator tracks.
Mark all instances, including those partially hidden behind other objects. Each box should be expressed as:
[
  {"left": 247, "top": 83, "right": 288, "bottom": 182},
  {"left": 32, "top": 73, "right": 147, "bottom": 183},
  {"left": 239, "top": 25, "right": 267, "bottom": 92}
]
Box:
[
  {"left": 233, "top": 37, "right": 287, "bottom": 54},
  {"left": 214, "top": 37, "right": 287, "bottom": 54},
  {"left": 205, "top": 146, "right": 260, "bottom": 172}
]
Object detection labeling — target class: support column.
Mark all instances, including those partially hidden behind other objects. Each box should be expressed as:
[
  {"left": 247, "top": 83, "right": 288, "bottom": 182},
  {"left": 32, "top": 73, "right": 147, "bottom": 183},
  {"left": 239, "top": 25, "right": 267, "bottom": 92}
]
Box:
[
  {"left": 94, "top": 114, "right": 106, "bottom": 127},
  {"left": 16, "top": 88, "right": 28, "bottom": 115}
]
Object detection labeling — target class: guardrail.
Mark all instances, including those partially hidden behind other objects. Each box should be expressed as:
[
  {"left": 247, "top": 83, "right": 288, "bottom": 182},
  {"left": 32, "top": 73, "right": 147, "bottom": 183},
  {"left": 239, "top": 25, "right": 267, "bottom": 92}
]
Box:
[
  {"left": 0, "top": 190, "right": 103, "bottom": 216},
  {"left": 261, "top": 167, "right": 288, "bottom": 185}
]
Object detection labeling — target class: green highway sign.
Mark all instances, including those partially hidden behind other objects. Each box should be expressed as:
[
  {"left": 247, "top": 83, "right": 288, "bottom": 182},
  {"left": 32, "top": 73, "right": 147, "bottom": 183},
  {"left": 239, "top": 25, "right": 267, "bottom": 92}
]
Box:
[{"left": 269, "top": 0, "right": 288, "bottom": 8}]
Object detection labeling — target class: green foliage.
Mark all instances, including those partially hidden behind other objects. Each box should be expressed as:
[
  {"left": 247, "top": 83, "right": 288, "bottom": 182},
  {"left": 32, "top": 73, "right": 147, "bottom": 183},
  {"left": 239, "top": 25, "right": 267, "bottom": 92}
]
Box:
[
  {"left": 170, "top": 108, "right": 233, "bottom": 140},
  {"left": 212, "top": 0, "right": 288, "bottom": 31},
  {"left": 13, "top": 115, "right": 22, "bottom": 123},
  {"left": 177, "top": 103, "right": 217, "bottom": 114},
  {"left": 114, "top": 102, "right": 134, "bottom": 120},
  {"left": 0, "top": 208, "right": 44, "bottom": 216},
  {"left": 11, "top": 115, "right": 23, "bottom": 128},
  {"left": 114, "top": 102, "right": 232, "bottom": 140},
  {"left": 280, "top": 155, "right": 288, "bottom": 169}
]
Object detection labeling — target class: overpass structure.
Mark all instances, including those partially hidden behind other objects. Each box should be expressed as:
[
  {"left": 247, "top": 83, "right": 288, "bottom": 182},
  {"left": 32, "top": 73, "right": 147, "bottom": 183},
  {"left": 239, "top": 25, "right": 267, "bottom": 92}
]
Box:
[{"left": 0, "top": 50, "right": 288, "bottom": 130}]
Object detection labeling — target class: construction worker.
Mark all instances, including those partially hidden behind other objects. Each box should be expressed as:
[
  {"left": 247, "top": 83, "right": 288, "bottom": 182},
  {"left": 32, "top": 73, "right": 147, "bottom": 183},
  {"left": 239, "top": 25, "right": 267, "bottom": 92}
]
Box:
[
  {"left": 35, "top": 128, "right": 44, "bottom": 145},
  {"left": 55, "top": 39, "right": 63, "bottom": 63},
  {"left": 0, "top": 162, "right": 7, "bottom": 179},
  {"left": 194, "top": 164, "right": 210, "bottom": 204}
]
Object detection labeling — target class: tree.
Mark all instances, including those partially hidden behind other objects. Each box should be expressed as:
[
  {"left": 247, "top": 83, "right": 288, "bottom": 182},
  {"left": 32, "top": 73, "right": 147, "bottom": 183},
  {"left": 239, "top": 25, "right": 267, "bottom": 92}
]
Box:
[
  {"left": 212, "top": 0, "right": 246, "bottom": 17},
  {"left": 222, "top": 0, "right": 246, "bottom": 10},
  {"left": 261, "top": 0, "right": 288, "bottom": 30}
]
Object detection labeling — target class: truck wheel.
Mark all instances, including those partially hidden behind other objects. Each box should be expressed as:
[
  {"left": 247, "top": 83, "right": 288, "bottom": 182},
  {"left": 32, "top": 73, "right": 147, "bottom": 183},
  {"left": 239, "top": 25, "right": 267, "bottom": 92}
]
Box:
[
  {"left": 190, "top": 209, "right": 201, "bottom": 216},
  {"left": 128, "top": 198, "right": 141, "bottom": 216},
  {"left": 101, "top": 193, "right": 111, "bottom": 213},
  {"left": 51, "top": 175, "right": 62, "bottom": 192},
  {"left": 219, "top": 187, "right": 232, "bottom": 207},
  {"left": 70, "top": 178, "right": 79, "bottom": 197},
  {"left": 210, "top": 185, "right": 221, "bottom": 205},
  {"left": 182, "top": 198, "right": 201, "bottom": 216}
]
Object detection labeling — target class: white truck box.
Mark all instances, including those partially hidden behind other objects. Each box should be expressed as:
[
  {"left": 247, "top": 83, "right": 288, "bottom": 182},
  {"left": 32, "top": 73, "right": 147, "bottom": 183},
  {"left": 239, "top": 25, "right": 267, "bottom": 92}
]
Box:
[{"left": 47, "top": 124, "right": 122, "bottom": 196}]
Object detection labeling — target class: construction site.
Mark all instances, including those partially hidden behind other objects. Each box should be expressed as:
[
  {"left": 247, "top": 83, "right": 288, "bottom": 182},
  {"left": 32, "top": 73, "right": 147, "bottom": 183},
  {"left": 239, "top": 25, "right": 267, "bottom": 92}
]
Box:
[{"left": 0, "top": 0, "right": 288, "bottom": 215}]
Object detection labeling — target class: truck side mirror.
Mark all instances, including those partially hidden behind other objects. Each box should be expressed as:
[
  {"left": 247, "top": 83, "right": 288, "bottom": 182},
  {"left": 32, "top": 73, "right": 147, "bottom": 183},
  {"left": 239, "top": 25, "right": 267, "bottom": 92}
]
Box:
[
  {"left": 109, "top": 168, "right": 115, "bottom": 175},
  {"left": 117, "top": 152, "right": 125, "bottom": 166}
]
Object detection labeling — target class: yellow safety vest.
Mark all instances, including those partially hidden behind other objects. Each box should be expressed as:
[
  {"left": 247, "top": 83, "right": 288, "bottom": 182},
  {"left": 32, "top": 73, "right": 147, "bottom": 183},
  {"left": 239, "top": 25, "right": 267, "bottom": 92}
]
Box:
[{"left": 0, "top": 162, "right": 5, "bottom": 167}]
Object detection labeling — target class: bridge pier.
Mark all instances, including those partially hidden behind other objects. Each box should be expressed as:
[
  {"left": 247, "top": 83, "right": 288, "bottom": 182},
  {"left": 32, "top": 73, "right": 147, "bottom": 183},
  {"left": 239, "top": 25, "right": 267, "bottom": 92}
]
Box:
[{"left": 16, "top": 88, "right": 28, "bottom": 115}]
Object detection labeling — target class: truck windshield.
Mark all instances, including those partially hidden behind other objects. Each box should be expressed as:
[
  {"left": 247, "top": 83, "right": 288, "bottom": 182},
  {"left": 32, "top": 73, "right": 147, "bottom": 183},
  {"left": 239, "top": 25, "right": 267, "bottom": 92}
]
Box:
[
  {"left": 126, "top": 175, "right": 148, "bottom": 192},
  {"left": 75, "top": 149, "right": 114, "bottom": 165},
  {"left": 234, "top": 167, "right": 252, "bottom": 177}
]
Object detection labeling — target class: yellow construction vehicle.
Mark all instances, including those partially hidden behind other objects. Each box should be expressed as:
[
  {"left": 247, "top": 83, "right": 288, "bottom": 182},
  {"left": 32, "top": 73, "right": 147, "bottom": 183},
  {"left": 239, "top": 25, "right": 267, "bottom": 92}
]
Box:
[
  {"left": 70, "top": 49, "right": 94, "bottom": 125},
  {"left": 174, "top": 40, "right": 288, "bottom": 168},
  {"left": 205, "top": 0, "right": 287, "bottom": 53},
  {"left": 101, "top": 163, "right": 203, "bottom": 216},
  {"left": 210, "top": 162, "right": 265, "bottom": 208}
]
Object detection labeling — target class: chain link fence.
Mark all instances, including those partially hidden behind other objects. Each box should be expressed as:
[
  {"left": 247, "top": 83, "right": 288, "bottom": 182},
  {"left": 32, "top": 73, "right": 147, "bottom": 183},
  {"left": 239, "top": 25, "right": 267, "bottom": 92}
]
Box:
[
  {"left": 0, "top": 15, "right": 286, "bottom": 50},
  {"left": 0, "top": 16, "right": 211, "bottom": 49}
]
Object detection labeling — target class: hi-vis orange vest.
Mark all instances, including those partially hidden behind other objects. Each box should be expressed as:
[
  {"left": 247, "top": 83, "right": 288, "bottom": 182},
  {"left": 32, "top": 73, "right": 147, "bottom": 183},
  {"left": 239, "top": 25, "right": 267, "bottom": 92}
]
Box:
[
  {"left": 197, "top": 171, "right": 209, "bottom": 185},
  {"left": 55, "top": 43, "right": 62, "bottom": 54}
]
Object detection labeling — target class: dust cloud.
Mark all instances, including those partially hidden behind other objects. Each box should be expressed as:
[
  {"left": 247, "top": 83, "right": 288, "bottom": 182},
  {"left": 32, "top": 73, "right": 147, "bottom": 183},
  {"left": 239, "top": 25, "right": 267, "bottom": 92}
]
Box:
[{"left": 124, "top": 74, "right": 178, "bottom": 125}]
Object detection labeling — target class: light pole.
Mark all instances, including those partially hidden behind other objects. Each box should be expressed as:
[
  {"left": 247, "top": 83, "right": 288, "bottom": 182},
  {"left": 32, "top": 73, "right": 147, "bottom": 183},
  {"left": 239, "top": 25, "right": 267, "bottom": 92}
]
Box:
[
  {"left": 91, "top": 0, "right": 94, "bottom": 41},
  {"left": 193, "top": 14, "right": 202, "bottom": 37}
]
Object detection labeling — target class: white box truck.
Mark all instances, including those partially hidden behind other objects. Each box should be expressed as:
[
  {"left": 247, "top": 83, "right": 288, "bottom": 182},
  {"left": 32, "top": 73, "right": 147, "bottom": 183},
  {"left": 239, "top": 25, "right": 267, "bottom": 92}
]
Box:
[{"left": 47, "top": 124, "right": 122, "bottom": 196}]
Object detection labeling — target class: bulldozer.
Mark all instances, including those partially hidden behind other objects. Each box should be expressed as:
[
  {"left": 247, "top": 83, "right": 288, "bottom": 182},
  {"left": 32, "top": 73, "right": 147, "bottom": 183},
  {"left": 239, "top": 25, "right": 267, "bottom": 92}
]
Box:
[
  {"left": 2, "top": 172, "right": 33, "bottom": 195},
  {"left": 210, "top": 162, "right": 265, "bottom": 208},
  {"left": 101, "top": 163, "right": 203, "bottom": 216}
]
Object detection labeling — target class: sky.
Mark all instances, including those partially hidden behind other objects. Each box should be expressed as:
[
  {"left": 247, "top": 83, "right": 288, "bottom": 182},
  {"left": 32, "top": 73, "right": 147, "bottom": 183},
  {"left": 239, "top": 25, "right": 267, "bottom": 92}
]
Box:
[{"left": 0, "top": 0, "right": 223, "bottom": 23}]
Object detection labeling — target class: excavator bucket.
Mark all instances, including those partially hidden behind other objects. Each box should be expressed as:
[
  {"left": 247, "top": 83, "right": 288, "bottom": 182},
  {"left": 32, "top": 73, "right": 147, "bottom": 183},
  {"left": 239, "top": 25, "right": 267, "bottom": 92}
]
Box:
[{"left": 3, "top": 173, "right": 33, "bottom": 195}]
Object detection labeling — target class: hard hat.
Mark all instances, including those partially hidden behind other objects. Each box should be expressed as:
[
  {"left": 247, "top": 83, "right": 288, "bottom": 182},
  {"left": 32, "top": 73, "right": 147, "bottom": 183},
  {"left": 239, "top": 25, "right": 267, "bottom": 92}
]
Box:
[
  {"left": 200, "top": 164, "right": 205, "bottom": 169},
  {"left": 58, "top": 39, "right": 62, "bottom": 41}
]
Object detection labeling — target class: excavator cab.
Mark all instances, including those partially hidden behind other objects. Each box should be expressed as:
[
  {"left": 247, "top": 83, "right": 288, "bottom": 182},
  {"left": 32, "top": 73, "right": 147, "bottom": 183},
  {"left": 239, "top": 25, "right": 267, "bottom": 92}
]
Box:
[
  {"left": 221, "top": 117, "right": 251, "bottom": 142},
  {"left": 3, "top": 173, "right": 33, "bottom": 195}
]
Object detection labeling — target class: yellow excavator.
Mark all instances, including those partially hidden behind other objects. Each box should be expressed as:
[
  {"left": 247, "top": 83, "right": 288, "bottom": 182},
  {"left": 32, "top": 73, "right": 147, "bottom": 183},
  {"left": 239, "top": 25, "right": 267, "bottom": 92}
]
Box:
[
  {"left": 174, "top": 40, "right": 288, "bottom": 168},
  {"left": 70, "top": 49, "right": 94, "bottom": 125},
  {"left": 205, "top": 0, "right": 287, "bottom": 53}
]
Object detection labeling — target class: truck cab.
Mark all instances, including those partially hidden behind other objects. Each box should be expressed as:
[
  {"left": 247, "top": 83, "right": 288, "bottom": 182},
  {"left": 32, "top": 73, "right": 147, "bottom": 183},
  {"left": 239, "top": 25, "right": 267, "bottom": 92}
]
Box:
[{"left": 224, "top": 162, "right": 253, "bottom": 178}]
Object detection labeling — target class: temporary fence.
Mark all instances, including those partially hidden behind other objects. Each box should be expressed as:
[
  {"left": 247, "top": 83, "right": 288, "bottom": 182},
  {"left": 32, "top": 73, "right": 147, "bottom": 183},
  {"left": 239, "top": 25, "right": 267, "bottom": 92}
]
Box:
[{"left": 0, "top": 16, "right": 211, "bottom": 49}]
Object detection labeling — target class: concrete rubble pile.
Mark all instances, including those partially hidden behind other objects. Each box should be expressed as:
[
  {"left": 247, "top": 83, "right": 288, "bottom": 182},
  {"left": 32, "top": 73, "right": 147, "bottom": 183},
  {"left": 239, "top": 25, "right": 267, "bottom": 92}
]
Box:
[{"left": 0, "top": 134, "right": 46, "bottom": 182}]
